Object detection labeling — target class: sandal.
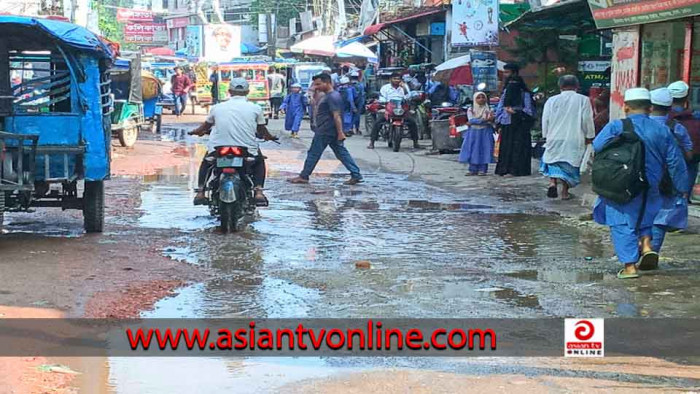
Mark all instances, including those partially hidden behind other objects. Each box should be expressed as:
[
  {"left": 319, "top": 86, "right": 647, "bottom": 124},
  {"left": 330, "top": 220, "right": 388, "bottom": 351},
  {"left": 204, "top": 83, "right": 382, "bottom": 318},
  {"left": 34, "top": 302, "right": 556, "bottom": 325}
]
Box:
[
  {"left": 617, "top": 269, "right": 640, "bottom": 279},
  {"left": 547, "top": 186, "right": 558, "bottom": 198},
  {"left": 638, "top": 251, "right": 659, "bottom": 271},
  {"left": 465, "top": 172, "right": 477, "bottom": 176}
]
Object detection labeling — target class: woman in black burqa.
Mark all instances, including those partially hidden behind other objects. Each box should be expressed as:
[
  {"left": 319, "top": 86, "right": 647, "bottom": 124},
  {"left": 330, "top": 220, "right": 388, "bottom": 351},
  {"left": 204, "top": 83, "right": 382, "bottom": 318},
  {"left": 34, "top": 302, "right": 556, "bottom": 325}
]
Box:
[{"left": 495, "top": 64, "right": 535, "bottom": 176}]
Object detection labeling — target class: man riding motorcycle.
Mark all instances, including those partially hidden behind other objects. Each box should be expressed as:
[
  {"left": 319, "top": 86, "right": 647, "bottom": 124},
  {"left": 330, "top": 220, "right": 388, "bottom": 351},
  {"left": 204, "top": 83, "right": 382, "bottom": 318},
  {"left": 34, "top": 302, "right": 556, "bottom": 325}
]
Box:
[
  {"left": 368, "top": 72, "right": 419, "bottom": 149},
  {"left": 189, "top": 78, "right": 277, "bottom": 206}
]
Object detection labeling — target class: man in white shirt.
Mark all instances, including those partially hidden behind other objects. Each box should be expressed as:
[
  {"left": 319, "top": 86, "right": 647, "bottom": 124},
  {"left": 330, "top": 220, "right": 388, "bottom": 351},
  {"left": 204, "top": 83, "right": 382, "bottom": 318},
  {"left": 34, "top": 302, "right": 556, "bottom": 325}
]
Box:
[
  {"left": 189, "top": 78, "right": 277, "bottom": 206},
  {"left": 540, "top": 75, "right": 595, "bottom": 200},
  {"left": 379, "top": 72, "right": 410, "bottom": 101}
]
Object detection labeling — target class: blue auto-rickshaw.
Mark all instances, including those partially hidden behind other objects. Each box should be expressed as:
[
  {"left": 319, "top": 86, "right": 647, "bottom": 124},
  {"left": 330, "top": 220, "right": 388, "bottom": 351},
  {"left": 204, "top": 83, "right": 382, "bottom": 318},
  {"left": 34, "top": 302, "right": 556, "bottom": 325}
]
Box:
[
  {"left": 0, "top": 15, "right": 114, "bottom": 233},
  {"left": 110, "top": 55, "right": 144, "bottom": 147}
]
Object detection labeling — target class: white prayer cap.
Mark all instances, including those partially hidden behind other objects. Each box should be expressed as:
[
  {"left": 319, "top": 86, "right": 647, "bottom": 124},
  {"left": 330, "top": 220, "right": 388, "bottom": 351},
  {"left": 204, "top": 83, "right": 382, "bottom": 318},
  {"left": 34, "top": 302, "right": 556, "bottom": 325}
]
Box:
[
  {"left": 668, "top": 81, "right": 689, "bottom": 98},
  {"left": 650, "top": 88, "right": 673, "bottom": 106},
  {"left": 624, "top": 87, "right": 651, "bottom": 102}
]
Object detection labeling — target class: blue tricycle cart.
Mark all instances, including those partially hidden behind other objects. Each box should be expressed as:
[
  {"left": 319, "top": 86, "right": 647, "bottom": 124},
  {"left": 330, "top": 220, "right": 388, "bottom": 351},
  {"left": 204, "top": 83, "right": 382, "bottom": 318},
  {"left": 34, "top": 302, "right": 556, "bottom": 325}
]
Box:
[{"left": 0, "top": 16, "right": 115, "bottom": 232}]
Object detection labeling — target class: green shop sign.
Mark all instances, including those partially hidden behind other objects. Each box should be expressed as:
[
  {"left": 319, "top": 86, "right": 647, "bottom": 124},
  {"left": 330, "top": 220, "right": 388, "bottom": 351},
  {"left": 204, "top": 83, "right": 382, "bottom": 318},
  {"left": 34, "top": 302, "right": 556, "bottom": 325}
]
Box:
[{"left": 587, "top": 0, "right": 700, "bottom": 29}]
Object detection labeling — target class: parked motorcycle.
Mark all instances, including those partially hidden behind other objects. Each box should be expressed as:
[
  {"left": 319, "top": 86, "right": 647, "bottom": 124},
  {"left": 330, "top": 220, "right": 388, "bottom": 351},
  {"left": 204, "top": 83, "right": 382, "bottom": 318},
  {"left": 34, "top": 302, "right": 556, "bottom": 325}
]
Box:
[
  {"left": 364, "top": 96, "right": 384, "bottom": 137},
  {"left": 371, "top": 98, "right": 418, "bottom": 152},
  {"left": 202, "top": 146, "right": 260, "bottom": 233},
  {"left": 408, "top": 91, "right": 431, "bottom": 140}
]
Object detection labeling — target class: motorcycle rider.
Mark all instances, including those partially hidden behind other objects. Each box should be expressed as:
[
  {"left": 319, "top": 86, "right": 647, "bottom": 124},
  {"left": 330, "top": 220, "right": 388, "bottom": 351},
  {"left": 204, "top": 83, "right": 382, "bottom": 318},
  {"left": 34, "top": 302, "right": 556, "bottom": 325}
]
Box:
[
  {"left": 368, "top": 72, "right": 419, "bottom": 149},
  {"left": 379, "top": 72, "right": 410, "bottom": 101},
  {"left": 189, "top": 78, "right": 276, "bottom": 206}
]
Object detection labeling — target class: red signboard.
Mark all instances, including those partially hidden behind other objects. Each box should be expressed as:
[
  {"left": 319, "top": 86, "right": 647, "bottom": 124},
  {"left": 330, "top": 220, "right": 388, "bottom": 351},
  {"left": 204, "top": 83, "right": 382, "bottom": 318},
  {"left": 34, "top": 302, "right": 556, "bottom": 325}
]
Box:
[
  {"left": 124, "top": 22, "right": 167, "bottom": 35},
  {"left": 116, "top": 8, "right": 154, "bottom": 22},
  {"left": 166, "top": 17, "right": 189, "bottom": 29}
]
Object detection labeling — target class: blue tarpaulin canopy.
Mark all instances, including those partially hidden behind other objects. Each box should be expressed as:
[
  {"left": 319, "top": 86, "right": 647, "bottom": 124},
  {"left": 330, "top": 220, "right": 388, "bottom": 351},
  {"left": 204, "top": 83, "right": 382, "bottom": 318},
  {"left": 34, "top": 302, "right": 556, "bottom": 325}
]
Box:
[
  {"left": 0, "top": 15, "right": 114, "bottom": 58},
  {"left": 241, "top": 42, "right": 262, "bottom": 54}
]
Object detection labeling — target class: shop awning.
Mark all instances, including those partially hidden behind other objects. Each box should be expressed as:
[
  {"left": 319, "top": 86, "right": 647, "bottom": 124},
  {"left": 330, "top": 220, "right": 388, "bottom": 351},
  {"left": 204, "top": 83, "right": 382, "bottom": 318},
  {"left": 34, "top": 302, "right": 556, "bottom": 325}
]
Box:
[
  {"left": 504, "top": 0, "right": 595, "bottom": 31},
  {"left": 363, "top": 8, "right": 445, "bottom": 36},
  {"left": 290, "top": 35, "right": 336, "bottom": 56}
]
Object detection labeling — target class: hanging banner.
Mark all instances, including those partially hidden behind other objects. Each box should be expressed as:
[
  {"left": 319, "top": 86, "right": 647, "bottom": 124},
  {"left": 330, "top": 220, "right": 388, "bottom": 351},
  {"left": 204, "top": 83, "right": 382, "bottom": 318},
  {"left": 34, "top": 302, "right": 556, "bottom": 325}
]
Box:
[
  {"left": 204, "top": 24, "right": 242, "bottom": 62},
  {"left": 185, "top": 25, "right": 204, "bottom": 58},
  {"left": 609, "top": 26, "right": 640, "bottom": 120},
  {"left": 470, "top": 50, "right": 498, "bottom": 92},
  {"left": 116, "top": 8, "right": 154, "bottom": 22},
  {"left": 587, "top": 0, "right": 700, "bottom": 29},
  {"left": 451, "top": 0, "right": 499, "bottom": 47}
]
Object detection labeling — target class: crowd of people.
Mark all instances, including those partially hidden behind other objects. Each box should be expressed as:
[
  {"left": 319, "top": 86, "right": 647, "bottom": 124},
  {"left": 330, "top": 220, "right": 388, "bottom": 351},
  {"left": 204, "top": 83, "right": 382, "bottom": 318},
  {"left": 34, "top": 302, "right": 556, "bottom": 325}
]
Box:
[{"left": 190, "top": 59, "right": 698, "bottom": 280}]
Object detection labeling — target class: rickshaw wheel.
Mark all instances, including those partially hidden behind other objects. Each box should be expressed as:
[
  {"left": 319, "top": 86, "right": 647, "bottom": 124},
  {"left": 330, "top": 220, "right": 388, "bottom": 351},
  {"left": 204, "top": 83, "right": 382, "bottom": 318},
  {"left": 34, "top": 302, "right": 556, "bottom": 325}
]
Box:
[
  {"left": 83, "top": 181, "right": 104, "bottom": 233},
  {"left": 155, "top": 115, "right": 162, "bottom": 134},
  {"left": 118, "top": 119, "right": 139, "bottom": 148}
]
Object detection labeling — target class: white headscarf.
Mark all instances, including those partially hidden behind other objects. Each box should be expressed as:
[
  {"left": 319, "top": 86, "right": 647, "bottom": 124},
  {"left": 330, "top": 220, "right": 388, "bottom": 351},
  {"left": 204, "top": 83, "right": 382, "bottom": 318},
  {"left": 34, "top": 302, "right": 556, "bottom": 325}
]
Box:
[{"left": 469, "top": 92, "right": 491, "bottom": 120}]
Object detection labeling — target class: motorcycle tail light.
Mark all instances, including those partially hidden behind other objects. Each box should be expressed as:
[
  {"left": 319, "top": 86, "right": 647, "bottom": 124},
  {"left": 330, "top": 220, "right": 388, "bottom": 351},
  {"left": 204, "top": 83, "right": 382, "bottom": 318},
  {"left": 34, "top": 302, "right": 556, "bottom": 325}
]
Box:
[
  {"left": 222, "top": 168, "right": 236, "bottom": 174},
  {"left": 218, "top": 147, "right": 243, "bottom": 156}
]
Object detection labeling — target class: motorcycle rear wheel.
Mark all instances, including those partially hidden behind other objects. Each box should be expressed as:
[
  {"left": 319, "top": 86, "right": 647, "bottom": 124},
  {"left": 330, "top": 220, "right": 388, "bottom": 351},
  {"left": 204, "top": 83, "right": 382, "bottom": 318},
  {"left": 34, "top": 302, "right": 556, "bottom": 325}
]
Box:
[{"left": 220, "top": 201, "right": 242, "bottom": 233}]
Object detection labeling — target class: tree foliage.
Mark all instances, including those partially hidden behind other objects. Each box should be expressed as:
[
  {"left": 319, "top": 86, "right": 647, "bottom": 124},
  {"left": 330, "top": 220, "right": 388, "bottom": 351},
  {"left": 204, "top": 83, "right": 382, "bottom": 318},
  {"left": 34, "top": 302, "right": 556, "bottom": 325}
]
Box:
[
  {"left": 250, "top": 0, "right": 308, "bottom": 25},
  {"left": 507, "top": 27, "right": 580, "bottom": 91}
]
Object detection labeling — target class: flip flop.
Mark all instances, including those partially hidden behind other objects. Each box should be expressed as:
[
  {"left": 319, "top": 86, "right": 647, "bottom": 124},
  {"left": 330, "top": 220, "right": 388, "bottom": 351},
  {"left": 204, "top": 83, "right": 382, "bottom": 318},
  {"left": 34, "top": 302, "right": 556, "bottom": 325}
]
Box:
[
  {"left": 617, "top": 269, "right": 640, "bottom": 279},
  {"left": 561, "top": 193, "right": 574, "bottom": 201},
  {"left": 638, "top": 251, "right": 659, "bottom": 271},
  {"left": 547, "top": 186, "right": 558, "bottom": 198}
]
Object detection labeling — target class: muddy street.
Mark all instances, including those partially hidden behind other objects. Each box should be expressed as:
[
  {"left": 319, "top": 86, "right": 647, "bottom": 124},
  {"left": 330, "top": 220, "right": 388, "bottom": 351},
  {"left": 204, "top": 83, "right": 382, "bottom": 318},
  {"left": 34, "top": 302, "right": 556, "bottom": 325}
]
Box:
[{"left": 2, "top": 117, "right": 699, "bottom": 392}]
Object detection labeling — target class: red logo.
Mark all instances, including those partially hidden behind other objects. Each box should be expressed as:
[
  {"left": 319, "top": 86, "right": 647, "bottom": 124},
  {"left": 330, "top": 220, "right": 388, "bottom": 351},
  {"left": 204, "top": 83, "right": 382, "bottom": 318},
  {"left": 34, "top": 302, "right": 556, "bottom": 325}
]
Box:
[{"left": 574, "top": 320, "right": 595, "bottom": 341}]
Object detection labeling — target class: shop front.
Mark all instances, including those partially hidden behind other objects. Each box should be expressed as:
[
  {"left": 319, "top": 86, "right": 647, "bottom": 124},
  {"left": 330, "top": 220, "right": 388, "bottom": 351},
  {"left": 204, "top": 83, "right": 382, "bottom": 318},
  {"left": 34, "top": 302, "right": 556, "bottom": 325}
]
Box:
[{"left": 587, "top": 0, "right": 700, "bottom": 117}]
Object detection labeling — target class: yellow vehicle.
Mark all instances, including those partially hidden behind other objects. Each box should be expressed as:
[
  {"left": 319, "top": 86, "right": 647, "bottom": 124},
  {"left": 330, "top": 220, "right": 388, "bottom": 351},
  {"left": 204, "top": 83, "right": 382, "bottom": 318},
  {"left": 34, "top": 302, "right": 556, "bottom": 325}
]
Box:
[{"left": 199, "top": 62, "right": 271, "bottom": 115}]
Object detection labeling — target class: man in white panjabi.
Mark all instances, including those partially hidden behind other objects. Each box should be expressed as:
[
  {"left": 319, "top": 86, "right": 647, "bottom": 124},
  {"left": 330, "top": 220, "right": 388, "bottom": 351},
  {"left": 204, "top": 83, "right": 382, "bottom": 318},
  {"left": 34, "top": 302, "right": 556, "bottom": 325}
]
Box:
[{"left": 540, "top": 75, "right": 595, "bottom": 200}]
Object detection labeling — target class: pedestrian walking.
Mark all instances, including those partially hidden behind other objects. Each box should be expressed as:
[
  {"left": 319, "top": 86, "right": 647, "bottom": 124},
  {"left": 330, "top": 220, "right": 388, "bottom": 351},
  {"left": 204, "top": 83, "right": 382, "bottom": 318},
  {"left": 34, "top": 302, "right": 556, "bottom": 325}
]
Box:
[
  {"left": 668, "top": 80, "right": 700, "bottom": 201},
  {"left": 648, "top": 88, "right": 691, "bottom": 253},
  {"left": 209, "top": 65, "right": 220, "bottom": 104},
  {"left": 267, "top": 67, "right": 286, "bottom": 119},
  {"left": 494, "top": 63, "right": 535, "bottom": 177},
  {"left": 171, "top": 66, "right": 194, "bottom": 117},
  {"left": 539, "top": 75, "right": 595, "bottom": 200},
  {"left": 593, "top": 91, "right": 610, "bottom": 136},
  {"left": 280, "top": 83, "right": 308, "bottom": 138},
  {"left": 459, "top": 91, "right": 495, "bottom": 176},
  {"left": 287, "top": 73, "right": 363, "bottom": 185},
  {"left": 592, "top": 88, "right": 688, "bottom": 279},
  {"left": 337, "top": 76, "right": 357, "bottom": 136},
  {"left": 350, "top": 71, "right": 365, "bottom": 135}
]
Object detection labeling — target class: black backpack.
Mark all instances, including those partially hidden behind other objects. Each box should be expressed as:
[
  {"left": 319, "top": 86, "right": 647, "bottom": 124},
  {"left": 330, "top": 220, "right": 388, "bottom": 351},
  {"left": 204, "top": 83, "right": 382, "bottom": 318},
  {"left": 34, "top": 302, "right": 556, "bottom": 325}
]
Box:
[{"left": 592, "top": 118, "right": 649, "bottom": 204}]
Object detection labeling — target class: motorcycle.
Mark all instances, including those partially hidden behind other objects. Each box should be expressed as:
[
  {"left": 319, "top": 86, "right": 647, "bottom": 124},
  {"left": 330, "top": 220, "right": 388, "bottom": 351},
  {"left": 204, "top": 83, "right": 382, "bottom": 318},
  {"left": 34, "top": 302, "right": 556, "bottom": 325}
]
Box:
[
  {"left": 408, "top": 91, "right": 431, "bottom": 140},
  {"left": 364, "top": 96, "right": 384, "bottom": 137},
  {"left": 372, "top": 98, "right": 418, "bottom": 152},
  {"left": 202, "top": 146, "right": 260, "bottom": 233}
]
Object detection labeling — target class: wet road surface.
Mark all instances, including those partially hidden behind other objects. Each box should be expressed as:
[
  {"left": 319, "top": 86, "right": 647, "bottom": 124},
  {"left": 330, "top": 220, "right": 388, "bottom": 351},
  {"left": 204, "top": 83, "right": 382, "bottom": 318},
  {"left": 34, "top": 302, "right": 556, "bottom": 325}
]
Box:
[
  {"left": 105, "top": 124, "right": 699, "bottom": 392},
  {"left": 4, "top": 121, "right": 699, "bottom": 392}
]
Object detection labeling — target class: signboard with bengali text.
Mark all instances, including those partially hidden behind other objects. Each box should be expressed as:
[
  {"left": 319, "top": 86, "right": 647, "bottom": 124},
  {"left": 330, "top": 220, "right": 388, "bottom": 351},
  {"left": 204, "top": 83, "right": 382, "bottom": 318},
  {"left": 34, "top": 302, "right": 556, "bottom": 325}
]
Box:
[
  {"left": 116, "top": 8, "right": 154, "bottom": 22},
  {"left": 587, "top": 0, "right": 700, "bottom": 29}
]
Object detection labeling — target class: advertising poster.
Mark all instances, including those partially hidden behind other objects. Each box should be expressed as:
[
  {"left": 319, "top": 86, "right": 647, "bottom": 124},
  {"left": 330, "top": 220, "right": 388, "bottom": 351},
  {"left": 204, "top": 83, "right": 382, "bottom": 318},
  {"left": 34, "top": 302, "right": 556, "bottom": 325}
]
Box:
[
  {"left": 185, "top": 26, "right": 204, "bottom": 58},
  {"left": 451, "top": 0, "right": 499, "bottom": 47},
  {"left": 204, "top": 24, "right": 242, "bottom": 62},
  {"left": 470, "top": 50, "right": 498, "bottom": 91},
  {"left": 609, "top": 26, "right": 640, "bottom": 120},
  {"left": 587, "top": 0, "right": 700, "bottom": 29}
]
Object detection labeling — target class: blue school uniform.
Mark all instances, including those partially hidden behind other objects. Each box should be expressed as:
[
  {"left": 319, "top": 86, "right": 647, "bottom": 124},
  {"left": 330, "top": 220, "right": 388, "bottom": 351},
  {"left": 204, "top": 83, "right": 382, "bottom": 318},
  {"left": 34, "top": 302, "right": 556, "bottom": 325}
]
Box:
[
  {"left": 338, "top": 85, "right": 356, "bottom": 133},
  {"left": 281, "top": 92, "right": 308, "bottom": 133},
  {"left": 649, "top": 114, "right": 691, "bottom": 252},
  {"left": 592, "top": 114, "right": 688, "bottom": 264}
]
